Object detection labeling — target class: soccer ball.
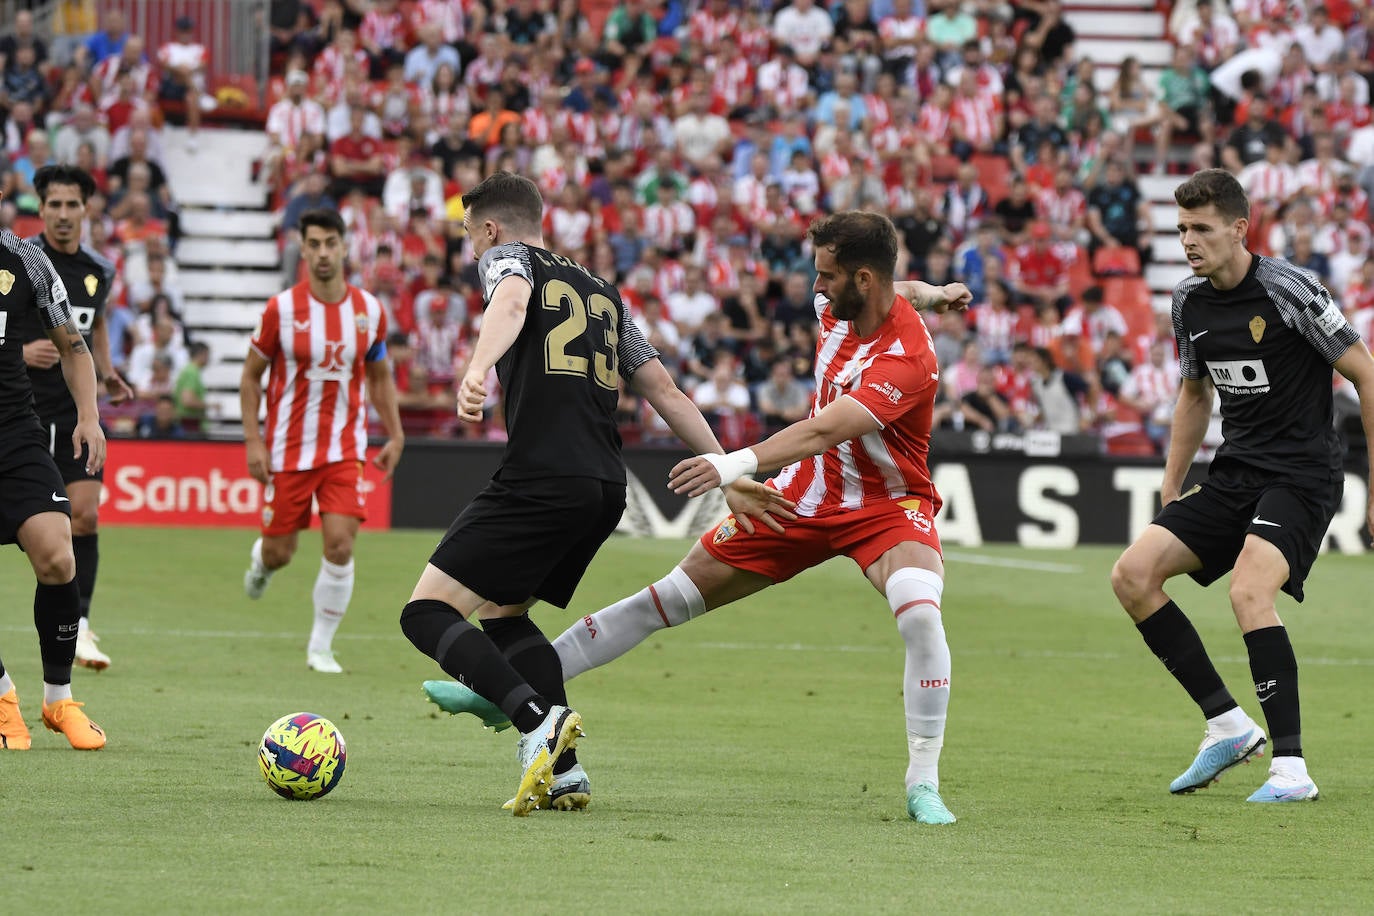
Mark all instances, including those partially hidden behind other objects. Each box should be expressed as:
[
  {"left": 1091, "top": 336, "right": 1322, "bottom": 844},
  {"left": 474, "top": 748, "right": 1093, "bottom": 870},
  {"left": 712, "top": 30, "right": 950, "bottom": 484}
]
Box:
[{"left": 258, "top": 712, "right": 347, "bottom": 800}]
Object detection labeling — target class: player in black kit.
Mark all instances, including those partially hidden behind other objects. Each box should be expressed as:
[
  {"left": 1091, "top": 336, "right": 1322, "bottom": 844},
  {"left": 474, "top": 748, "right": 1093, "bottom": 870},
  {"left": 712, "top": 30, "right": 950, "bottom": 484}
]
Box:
[
  {"left": 1111, "top": 169, "right": 1374, "bottom": 803},
  {"left": 21, "top": 165, "right": 134, "bottom": 671},
  {"left": 398, "top": 171, "right": 791, "bottom": 815},
  {"left": 0, "top": 215, "right": 110, "bottom": 751}
]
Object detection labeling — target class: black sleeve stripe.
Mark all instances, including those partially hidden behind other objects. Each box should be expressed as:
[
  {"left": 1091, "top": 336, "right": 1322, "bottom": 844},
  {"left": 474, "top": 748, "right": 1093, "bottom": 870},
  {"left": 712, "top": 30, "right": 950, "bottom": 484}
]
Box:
[
  {"left": 616, "top": 294, "right": 658, "bottom": 377},
  {"left": 1255, "top": 257, "right": 1360, "bottom": 364},
  {"left": 1172, "top": 274, "right": 1208, "bottom": 380},
  {"left": 2, "top": 229, "right": 71, "bottom": 330}
]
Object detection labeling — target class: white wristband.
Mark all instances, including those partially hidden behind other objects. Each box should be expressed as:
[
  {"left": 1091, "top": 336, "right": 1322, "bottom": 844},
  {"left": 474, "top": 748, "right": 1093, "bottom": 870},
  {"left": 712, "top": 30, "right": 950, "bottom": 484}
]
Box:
[{"left": 700, "top": 448, "right": 758, "bottom": 489}]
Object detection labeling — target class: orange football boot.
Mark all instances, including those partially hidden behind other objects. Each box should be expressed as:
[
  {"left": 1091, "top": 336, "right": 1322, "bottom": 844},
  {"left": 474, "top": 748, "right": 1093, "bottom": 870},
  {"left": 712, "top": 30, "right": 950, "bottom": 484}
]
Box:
[
  {"left": 0, "top": 689, "right": 32, "bottom": 750},
  {"left": 42, "top": 698, "right": 106, "bottom": 750}
]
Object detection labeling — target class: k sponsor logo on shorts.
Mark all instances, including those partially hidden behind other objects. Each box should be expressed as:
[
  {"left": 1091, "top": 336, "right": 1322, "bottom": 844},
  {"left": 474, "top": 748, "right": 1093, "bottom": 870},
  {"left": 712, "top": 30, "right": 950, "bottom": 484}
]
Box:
[{"left": 900, "top": 498, "right": 933, "bottom": 535}]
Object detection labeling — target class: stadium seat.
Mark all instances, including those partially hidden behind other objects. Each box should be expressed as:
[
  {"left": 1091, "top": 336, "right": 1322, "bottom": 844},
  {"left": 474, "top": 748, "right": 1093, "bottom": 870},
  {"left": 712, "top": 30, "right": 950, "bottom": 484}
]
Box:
[
  {"left": 1105, "top": 429, "right": 1157, "bottom": 457},
  {"left": 930, "top": 154, "right": 961, "bottom": 182},
  {"left": 10, "top": 215, "right": 43, "bottom": 239},
  {"left": 1067, "top": 256, "right": 1096, "bottom": 301},
  {"left": 1092, "top": 245, "right": 1141, "bottom": 277},
  {"left": 971, "top": 153, "right": 1011, "bottom": 204},
  {"left": 1102, "top": 277, "right": 1156, "bottom": 341}
]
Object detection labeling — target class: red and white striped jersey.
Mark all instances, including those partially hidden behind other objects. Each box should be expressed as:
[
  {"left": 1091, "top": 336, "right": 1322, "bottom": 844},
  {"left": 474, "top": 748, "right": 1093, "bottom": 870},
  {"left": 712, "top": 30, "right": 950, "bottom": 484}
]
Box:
[
  {"left": 951, "top": 92, "right": 1002, "bottom": 149},
  {"left": 250, "top": 284, "right": 388, "bottom": 473},
  {"left": 643, "top": 201, "right": 696, "bottom": 250},
  {"left": 412, "top": 0, "right": 466, "bottom": 43},
  {"left": 709, "top": 57, "right": 753, "bottom": 108},
  {"left": 917, "top": 103, "right": 951, "bottom": 143},
  {"left": 1238, "top": 160, "right": 1297, "bottom": 206},
  {"left": 755, "top": 59, "right": 810, "bottom": 111},
  {"left": 313, "top": 45, "right": 370, "bottom": 91},
  {"left": 543, "top": 205, "right": 593, "bottom": 253},
  {"left": 360, "top": 8, "right": 407, "bottom": 51},
  {"left": 689, "top": 8, "right": 739, "bottom": 46},
  {"left": 266, "top": 98, "right": 326, "bottom": 148},
  {"left": 1036, "top": 187, "right": 1087, "bottom": 227},
  {"left": 973, "top": 303, "right": 1018, "bottom": 355},
  {"left": 770, "top": 294, "right": 942, "bottom": 518}
]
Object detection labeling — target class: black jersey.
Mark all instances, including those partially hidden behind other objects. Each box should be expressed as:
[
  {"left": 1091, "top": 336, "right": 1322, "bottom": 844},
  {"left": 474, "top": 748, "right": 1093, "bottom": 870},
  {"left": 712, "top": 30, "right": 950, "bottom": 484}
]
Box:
[
  {"left": 16, "top": 235, "right": 115, "bottom": 423},
  {"left": 477, "top": 241, "right": 658, "bottom": 483},
  {"left": 1173, "top": 254, "right": 1361, "bottom": 483},
  {"left": 0, "top": 229, "right": 73, "bottom": 429}
]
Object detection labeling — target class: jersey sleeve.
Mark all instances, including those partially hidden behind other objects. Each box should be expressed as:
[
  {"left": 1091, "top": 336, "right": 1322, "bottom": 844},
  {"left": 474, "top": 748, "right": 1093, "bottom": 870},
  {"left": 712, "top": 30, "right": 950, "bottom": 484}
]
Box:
[
  {"left": 1272, "top": 264, "right": 1361, "bottom": 363},
  {"left": 250, "top": 299, "right": 281, "bottom": 360},
  {"left": 1172, "top": 278, "right": 1205, "bottom": 380},
  {"left": 616, "top": 294, "right": 658, "bottom": 378},
  {"left": 845, "top": 346, "right": 940, "bottom": 428},
  {"left": 365, "top": 305, "right": 389, "bottom": 362},
  {"left": 477, "top": 242, "right": 534, "bottom": 306},
  {"left": 19, "top": 239, "right": 72, "bottom": 331}
]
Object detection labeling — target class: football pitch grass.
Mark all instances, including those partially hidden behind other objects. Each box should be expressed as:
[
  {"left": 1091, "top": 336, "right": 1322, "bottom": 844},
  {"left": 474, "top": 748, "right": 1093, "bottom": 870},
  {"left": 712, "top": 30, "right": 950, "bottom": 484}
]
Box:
[{"left": 2, "top": 527, "right": 1372, "bottom": 914}]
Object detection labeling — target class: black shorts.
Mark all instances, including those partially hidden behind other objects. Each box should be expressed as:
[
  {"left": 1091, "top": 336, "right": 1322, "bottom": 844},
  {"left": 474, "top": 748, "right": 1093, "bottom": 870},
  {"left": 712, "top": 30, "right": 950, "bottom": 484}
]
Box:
[
  {"left": 1152, "top": 458, "right": 1342, "bottom": 602},
  {"left": 429, "top": 474, "right": 627, "bottom": 608},
  {"left": 0, "top": 423, "right": 72, "bottom": 546},
  {"left": 43, "top": 417, "right": 104, "bottom": 484}
]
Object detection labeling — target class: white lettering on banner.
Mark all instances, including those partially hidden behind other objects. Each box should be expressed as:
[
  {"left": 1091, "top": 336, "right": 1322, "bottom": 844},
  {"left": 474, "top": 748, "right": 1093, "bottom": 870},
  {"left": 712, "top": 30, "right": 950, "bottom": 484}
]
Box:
[
  {"left": 931, "top": 464, "right": 982, "bottom": 546},
  {"left": 1112, "top": 467, "right": 1164, "bottom": 542},
  {"left": 1321, "top": 474, "right": 1367, "bottom": 555},
  {"left": 1017, "top": 467, "right": 1079, "bottom": 548},
  {"left": 108, "top": 466, "right": 261, "bottom": 514}
]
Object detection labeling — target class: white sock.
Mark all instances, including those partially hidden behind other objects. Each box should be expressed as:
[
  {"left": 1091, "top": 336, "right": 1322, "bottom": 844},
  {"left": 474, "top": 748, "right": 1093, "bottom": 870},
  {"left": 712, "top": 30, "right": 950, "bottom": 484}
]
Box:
[
  {"left": 1271, "top": 754, "right": 1309, "bottom": 779},
  {"left": 308, "top": 557, "right": 354, "bottom": 653},
  {"left": 0, "top": 673, "right": 14, "bottom": 696},
  {"left": 1206, "top": 706, "right": 1253, "bottom": 736},
  {"left": 553, "top": 566, "right": 705, "bottom": 680},
  {"left": 250, "top": 538, "right": 275, "bottom": 578},
  {"left": 43, "top": 682, "right": 73, "bottom": 705},
  {"left": 78, "top": 617, "right": 90, "bottom": 636},
  {"left": 888, "top": 567, "right": 951, "bottom": 790}
]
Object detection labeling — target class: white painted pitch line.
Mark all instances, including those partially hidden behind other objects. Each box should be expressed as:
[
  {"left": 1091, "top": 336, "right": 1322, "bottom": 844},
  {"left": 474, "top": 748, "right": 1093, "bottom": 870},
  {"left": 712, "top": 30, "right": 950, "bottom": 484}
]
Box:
[
  {"left": 2, "top": 627, "right": 1370, "bottom": 667},
  {"left": 943, "top": 550, "right": 1082, "bottom": 574}
]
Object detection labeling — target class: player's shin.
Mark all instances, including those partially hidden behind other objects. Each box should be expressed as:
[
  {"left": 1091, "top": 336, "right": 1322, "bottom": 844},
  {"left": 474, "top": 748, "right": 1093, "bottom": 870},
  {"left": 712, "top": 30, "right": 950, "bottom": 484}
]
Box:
[
  {"left": 400, "top": 599, "right": 550, "bottom": 733},
  {"left": 34, "top": 578, "right": 81, "bottom": 704},
  {"left": 72, "top": 533, "right": 98, "bottom": 620},
  {"left": 552, "top": 566, "right": 705, "bottom": 680},
  {"left": 309, "top": 558, "right": 354, "bottom": 654},
  {"left": 1244, "top": 626, "right": 1302, "bottom": 760},
  {"left": 888, "top": 568, "right": 950, "bottom": 789},
  {"left": 1136, "top": 600, "right": 1239, "bottom": 720}
]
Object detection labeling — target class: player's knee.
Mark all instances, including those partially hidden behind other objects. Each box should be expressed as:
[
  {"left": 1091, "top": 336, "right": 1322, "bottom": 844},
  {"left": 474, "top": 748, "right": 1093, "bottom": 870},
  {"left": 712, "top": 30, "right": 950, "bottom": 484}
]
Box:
[
  {"left": 261, "top": 540, "right": 295, "bottom": 569},
  {"left": 1110, "top": 553, "right": 1152, "bottom": 605},
  {"left": 70, "top": 505, "right": 99, "bottom": 536},
  {"left": 323, "top": 540, "right": 353, "bottom": 566},
  {"left": 886, "top": 568, "right": 945, "bottom": 641},
  {"left": 1227, "top": 577, "right": 1272, "bottom": 619},
  {"left": 32, "top": 546, "right": 76, "bottom": 584}
]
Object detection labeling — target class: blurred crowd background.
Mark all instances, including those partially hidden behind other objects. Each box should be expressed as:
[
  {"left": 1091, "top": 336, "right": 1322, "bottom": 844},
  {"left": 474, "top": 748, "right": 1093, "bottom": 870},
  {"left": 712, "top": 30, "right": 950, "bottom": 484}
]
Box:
[{"left": 4, "top": 0, "right": 1373, "bottom": 454}]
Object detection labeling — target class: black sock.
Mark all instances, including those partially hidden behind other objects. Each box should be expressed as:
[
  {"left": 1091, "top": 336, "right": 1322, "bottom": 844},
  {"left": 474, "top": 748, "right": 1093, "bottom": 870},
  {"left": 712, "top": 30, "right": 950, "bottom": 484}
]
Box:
[
  {"left": 483, "top": 615, "right": 577, "bottom": 773},
  {"left": 35, "top": 578, "right": 81, "bottom": 685},
  {"left": 72, "top": 533, "right": 98, "bottom": 620},
  {"left": 400, "top": 599, "right": 549, "bottom": 733},
  {"left": 1245, "top": 626, "right": 1301, "bottom": 758},
  {"left": 1136, "top": 601, "right": 1237, "bottom": 719}
]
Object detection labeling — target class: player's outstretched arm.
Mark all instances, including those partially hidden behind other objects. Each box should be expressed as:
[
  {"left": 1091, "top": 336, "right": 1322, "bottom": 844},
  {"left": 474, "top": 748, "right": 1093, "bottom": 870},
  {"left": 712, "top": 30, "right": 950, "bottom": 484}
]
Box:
[
  {"left": 669, "top": 397, "right": 880, "bottom": 497},
  {"left": 1333, "top": 343, "right": 1374, "bottom": 537},
  {"left": 631, "top": 357, "right": 795, "bottom": 533},
  {"left": 894, "top": 280, "right": 972, "bottom": 314},
  {"left": 364, "top": 357, "right": 405, "bottom": 480},
  {"left": 457, "top": 276, "right": 530, "bottom": 422},
  {"left": 1159, "top": 377, "right": 1212, "bottom": 506},
  {"left": 240, "top": 347, "right": 271, "bottom": 484},
  {"left": 48, "top": 315, "right": 106, "bottom": 474}
]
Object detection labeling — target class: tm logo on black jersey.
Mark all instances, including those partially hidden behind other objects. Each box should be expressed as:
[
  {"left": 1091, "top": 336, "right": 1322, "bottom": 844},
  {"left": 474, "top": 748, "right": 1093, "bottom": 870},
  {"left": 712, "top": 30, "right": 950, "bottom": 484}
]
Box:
[{"left": 1206, "top": 359, "right": 1270, "bottom": 395}]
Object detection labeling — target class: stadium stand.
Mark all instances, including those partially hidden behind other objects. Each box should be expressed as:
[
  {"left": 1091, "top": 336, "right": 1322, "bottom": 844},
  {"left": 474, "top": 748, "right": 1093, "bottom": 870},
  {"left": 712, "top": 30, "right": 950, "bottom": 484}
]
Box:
[{"left": 4, "top": 0, "right": 1372, "bottom": 456}]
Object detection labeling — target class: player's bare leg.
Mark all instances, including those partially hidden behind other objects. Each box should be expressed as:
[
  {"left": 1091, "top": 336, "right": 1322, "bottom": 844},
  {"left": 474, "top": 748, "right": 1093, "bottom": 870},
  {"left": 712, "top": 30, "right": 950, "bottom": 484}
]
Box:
[
  {"left": 1230, "top": 537, "right": 1317, "bottom": 802},
  {"left": 66, "top": 478, "right": 108, "bottom": 670},
  {"left": 306, "top": 513, "right": 359, "bottom": 674},
  {"left": 401, "top": 564, "right": 581, "bottom": 816},
  {"left": 865, "top": 541, "right": 955, "bottom": 824},
  {"left": 1112, "top": 525, "right": 1265, "bottom": 793},
  {"left": 17, "top": 512, "right": 105, "bottom": 749},
  {"left": 244, "top": 531, "right": 296, "bottom": 600}
]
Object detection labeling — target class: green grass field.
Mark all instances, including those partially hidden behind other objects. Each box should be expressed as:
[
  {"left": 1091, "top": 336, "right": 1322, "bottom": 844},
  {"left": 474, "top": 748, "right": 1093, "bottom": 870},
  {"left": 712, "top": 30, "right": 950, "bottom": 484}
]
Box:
[{"left": 1, "top": 528, "right": 1371, "bottom": 914}]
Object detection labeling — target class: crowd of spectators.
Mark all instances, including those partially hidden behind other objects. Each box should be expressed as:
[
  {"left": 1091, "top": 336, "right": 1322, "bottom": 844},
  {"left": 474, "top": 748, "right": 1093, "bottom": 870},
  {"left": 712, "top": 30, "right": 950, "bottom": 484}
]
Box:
[{"left": 1, "top": 5, "right": 211, "bottom": 437}]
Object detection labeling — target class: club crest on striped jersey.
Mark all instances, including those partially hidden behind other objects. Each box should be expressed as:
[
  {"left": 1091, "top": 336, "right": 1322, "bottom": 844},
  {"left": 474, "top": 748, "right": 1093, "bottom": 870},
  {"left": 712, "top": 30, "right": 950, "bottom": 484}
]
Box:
[
  {"left": 355, "top": 312, "right": 369, "bottom": 333},
  {"left": 712, "top": 515, "right": 739, "bottom": 544}
]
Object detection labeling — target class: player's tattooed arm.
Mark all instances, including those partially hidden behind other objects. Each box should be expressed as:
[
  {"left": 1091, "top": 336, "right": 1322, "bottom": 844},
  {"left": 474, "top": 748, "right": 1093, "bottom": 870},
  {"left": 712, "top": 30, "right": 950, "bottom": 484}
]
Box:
[
  {"left": 47, "top": 317, "right": 107, "bottom": 474},
  {"left": 894, "top": 280, "right": 973, "bottom": 314}
]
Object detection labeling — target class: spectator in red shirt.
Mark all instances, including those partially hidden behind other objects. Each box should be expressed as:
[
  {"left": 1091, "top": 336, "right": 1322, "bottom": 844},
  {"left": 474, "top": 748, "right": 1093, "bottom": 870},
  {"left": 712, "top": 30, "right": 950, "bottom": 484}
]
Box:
[
  {"left": 329, "top": 106, "right": 386, "bottom": 197},
  {"left": 1009, "top": 221, "right": 1072, "bottom": 316}
]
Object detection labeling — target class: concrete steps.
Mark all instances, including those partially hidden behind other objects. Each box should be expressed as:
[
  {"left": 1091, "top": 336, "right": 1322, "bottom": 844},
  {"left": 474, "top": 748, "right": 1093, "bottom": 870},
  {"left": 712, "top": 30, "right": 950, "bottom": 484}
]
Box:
[
  {"left": 1064, "top": 10, "right": 1166, "bottom": 38},
  {"left": 178, "top": 238, "right": 281, "bottom": 269}
]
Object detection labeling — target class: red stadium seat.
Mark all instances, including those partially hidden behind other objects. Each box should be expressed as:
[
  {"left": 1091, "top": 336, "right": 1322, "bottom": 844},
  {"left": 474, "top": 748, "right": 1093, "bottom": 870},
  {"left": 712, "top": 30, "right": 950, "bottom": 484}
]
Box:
[
  {"left": 1092, "top": 245, "right": 1141, "bottom": 277},
  {"left": 1105, "top": 430, "right": 1157, "bottom": 457},
  {"left": 10, "top": 215, "right": 43, "bottom": 239},
  {"left": 971, "top": 153, "right": 1011, "bottom": 204},
  {"left": 929, "top": 154, "right": 961, "bottom": 182},
  {"left": 1102, "top": 277, "right": 1155, "bottom": 341}
]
